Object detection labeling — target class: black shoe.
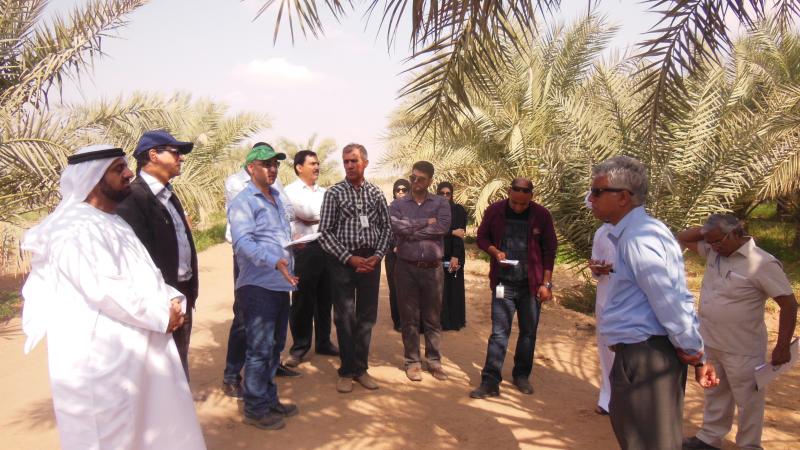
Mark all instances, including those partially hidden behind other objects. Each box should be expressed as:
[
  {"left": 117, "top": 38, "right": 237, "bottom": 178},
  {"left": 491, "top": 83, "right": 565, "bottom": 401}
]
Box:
[
  {"left": 276, "top": 364, "right": 302, "bottom": 378},
  {"left": 316, "top": 344, "right": 340, "bottom": 356},
  {"left": 283, "top": 354, "right": 301, "bottom": 367},
  {"left": 222, "top": 381, "right": 243, "bottom": 398},
  {"left": 270, "top": 402, "right": 299, "bottom": 417},
  {"left": 512, "top": 377, "right": 534, "bottom": 395},
  {"left": 469, "top": 384, "right": 500, "bottom": 399},
  {"left": 682, "top": 436, "right": 719, "bottom": 450},
  {"left": 243, "top": 412, "right": 285, "bottom": 430}
]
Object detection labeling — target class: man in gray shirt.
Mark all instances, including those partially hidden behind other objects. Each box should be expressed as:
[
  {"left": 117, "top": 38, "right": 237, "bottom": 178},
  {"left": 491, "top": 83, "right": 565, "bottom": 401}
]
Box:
[{"left": 390, "top": 161, "right": 452, "bottom": 382}]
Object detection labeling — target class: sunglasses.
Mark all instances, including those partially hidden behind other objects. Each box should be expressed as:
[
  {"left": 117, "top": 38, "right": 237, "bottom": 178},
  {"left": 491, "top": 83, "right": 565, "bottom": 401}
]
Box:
[
  {"left": 395, "top": 187, "right": 408, "bottom": 193},
  {"left": 255, "top": 160, "right": 281, "bottom": 169},
  {"left": 409, "top": 174, "right": 429, "bottom": 183},
  {"left": 510, "top": 186, "right": 532, "bottom": 194},
  {"left": 155, "top": 146, "right": 181, "bottom": 156},
  {"left": 590, "top": 187, "right": 629, "bottom": 197},
  {"left": 439, "top": 190, "right": 452, "bottom": 197}
]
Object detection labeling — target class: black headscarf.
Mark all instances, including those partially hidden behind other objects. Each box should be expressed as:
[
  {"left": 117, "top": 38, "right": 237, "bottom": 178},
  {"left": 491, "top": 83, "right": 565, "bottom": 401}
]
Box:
[
  {"left": 392, "top": 178, "right": 411, "bottom": 199},
  {"left": 436, "top": 181, "right": 454, "bottom": 203}
]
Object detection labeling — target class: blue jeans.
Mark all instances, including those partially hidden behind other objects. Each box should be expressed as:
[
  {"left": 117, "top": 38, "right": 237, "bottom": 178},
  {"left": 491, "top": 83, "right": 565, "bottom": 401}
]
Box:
[
  {"left": 237, "top": 285, "right": 290, "bottom": 418},
  {"left": 480, "top": 283, "right": 541, "bottom": 386},
  {"left": 223, "top": 257, "right": 245, "bottom": 384}
]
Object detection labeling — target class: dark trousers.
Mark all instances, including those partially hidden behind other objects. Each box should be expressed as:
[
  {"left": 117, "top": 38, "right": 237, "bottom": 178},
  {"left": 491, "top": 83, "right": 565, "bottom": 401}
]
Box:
[
  {"left": 480, "top": 283, "right": 541, "bottom": 386},
  {"left": 609, "top": 335, "right": 687, "bottom": 450},
  {"left": 384, "top": 251, "right": 401, "bottom": 329},
  {"left": 394, "top": 260, "right": 444, "bottom": 369},
  {"left": 289, "top": 241, "right": 334, "bottom": 358},
  {"left": 238, "top": 285, "right": 290, "bottom": 418},
  {"left": 174, "top": 280, "right": 194, "bottom": 381},
  {"left": 223, "top": 257, "right": 246, "bottom": 384},
  {"left": 328, "top": 254, "right": 381, "bottom": 378}
]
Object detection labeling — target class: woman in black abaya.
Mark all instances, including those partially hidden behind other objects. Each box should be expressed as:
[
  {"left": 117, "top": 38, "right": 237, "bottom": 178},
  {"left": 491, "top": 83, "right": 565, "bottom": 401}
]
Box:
[{"left": 437, "top": 182, "right": 467, "bottom": 331}]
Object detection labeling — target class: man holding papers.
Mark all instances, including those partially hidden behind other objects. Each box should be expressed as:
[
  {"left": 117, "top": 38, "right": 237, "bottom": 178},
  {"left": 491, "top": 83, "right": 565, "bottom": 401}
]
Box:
[
  {"left": 470, "top": 178, "right": 557, "bottom": 399},
  {"left": 679, "top": 214, "right": 798, "bottom": 450},
  {"left": 283, "top": 150, "right": 339, "bottom": 368}
]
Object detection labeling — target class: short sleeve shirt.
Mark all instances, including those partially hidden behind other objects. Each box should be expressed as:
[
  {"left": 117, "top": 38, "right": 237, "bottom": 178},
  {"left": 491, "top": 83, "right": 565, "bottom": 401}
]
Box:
[{"left": 697, "top": 238, "right": 794, "bottom": 355}]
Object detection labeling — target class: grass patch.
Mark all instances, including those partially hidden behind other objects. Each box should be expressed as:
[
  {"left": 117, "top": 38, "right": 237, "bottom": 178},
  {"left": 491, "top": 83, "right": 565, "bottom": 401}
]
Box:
[
  {"left": 194, "top": 222, "right": 227, "bottom": 253},
  {"left": 749, "top": 202, "right": 777, "bottom": 220},
  {"left": 0, "top": 290, "right": 21, "bottom": 322},
  {"left": 558, "top": 281, "right": 596, "bottom": 316}
]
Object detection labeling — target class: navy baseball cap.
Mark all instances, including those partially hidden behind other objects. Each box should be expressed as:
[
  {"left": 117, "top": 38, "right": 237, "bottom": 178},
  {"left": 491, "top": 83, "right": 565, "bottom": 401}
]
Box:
[{"left": 133, "top": 130, "right": 194, "bottom": 156}]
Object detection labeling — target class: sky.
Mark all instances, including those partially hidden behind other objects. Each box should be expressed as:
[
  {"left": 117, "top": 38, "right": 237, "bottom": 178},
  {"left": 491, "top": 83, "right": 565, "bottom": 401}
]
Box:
[{"left": 49, "top": 0, "right": 662, "bottom": 174}]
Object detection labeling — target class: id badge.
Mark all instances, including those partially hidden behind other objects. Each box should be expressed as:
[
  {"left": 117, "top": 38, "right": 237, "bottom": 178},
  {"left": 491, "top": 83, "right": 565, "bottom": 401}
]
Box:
[
  {"left": 359, "top": 215, "right": 369, "bottom": 228},
  {"left": 495, "top": 283, "right": 505, "bottom": 299}
]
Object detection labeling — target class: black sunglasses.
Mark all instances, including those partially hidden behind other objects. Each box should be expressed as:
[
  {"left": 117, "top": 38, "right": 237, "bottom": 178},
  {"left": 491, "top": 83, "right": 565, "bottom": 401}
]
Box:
[
  {"left": 395, "top": 187, "right": 408, "bottom": 193},
  {"left": 510, "top": 186, "right": 532, "bottom": 194},
  {"left": 590, "top": 187, "right": 630, "bottom": 197},
  {"left": 439, "top": 190, "right": 452, "bottom": 197}
]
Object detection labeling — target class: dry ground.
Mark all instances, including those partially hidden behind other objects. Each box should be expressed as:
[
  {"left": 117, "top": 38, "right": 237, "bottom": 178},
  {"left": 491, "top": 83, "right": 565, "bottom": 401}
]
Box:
[{"left": 1, "top": 243, "right": 798, "bottom": 449}]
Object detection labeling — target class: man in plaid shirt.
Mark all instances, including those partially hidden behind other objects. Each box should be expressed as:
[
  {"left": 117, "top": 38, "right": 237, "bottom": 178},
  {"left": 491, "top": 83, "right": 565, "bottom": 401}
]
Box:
[{"left": 319, "top": 143, "right": 392, "bottom": 393}]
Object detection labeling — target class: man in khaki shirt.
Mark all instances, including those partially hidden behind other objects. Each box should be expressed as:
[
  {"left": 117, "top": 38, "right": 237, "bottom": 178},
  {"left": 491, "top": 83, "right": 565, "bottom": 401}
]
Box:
[{"left": 678, "top": 214, "right": 797, "bottom": 450}]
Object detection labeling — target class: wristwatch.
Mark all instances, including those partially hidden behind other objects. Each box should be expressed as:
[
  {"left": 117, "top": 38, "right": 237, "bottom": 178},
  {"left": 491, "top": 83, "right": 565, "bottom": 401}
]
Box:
[{"left": 543, "top": 282, "right": 553, "bottom": 290}]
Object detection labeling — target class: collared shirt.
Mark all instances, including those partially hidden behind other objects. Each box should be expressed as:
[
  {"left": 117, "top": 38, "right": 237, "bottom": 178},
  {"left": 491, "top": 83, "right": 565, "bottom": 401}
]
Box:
[
  {"left": 318, "top": 179, "right": 391, "bottom": 264},
  {"left": 139, "top": 171, "right": 192, "bottom": 282},
  {"left": 228, "top": 182, "right": 295, "bottom": 292},
  {"left": 598, "top": 207, "right": 704, "bottom": 353},
  {"left": 697, "top": 238, "right": 793, "bottom": 356},
  {"left": 592, "top": 223, "right": 615, "bottom": 311},
  {"left": 224, "top": 169, "right": 293, "bottom": 242},
  {"left": 389, "top": 192, "right": 451, "bottom": 262},
  {"left": 284, "top": 178, "right": 326, "bottom": 238}
]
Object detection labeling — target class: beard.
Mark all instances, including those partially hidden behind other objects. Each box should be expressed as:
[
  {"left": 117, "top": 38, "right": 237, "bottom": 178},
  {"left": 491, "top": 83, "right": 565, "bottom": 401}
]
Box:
[{"left": 98, "top": 178, "right": 131, "bottom": 203}]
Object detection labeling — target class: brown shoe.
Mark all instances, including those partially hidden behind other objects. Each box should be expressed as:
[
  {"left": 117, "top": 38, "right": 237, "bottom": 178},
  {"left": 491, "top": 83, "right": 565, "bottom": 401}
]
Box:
[
  {"left": 354, "top": 372, "right": 379, "bottom": 390},
  {"left": 429, "top": 366, "right": 448, "bottom": 381},
  {"left": 336, "top": 377, "right": 353, "bottom": 393},
  {"left": 406, "top": 367, "right": 423, "bottom": 382}
]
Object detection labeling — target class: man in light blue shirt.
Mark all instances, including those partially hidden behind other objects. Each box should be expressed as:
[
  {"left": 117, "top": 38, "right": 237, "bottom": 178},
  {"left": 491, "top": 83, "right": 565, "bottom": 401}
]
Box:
[
  {"left": 228, "top": 144, "right": 299, "bottom": 431},
  {"left": 588, "top": 156, "right": 718, "bottom": 450}
]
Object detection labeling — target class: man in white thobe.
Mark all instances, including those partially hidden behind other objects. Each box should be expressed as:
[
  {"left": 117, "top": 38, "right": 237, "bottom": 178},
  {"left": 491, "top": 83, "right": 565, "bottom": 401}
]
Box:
[{"left": 21, "top": 144, "right": 206, "bottom": 450}]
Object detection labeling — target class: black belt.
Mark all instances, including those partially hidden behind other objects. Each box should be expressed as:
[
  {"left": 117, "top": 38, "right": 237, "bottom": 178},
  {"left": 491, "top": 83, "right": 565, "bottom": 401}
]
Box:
[
  {"left": 351, "top": 247, "right": 376, "bottom": 258},
  {"left": 399, "top": 258, "right": 440, "bottom": 269},
  {"left": 609, "top": 335, "right": 668, "bottom": 353}
]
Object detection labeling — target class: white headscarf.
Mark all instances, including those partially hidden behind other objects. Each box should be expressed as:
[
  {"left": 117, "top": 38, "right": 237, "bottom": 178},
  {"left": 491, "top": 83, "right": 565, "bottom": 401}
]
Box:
[{"left": 21, "top": 144, "right": 123, "bottom": 353}]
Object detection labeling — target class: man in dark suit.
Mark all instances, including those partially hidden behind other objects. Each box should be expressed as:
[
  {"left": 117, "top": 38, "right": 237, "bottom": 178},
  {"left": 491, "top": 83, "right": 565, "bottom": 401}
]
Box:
[{"left": 117, "top": 129, "right": 198, "bottom": 380}]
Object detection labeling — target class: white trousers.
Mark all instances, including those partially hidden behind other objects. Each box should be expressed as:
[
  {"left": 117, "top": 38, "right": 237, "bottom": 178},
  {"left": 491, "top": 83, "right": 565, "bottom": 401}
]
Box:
[
  {"left": 696, "top": 346, "right": 766, "bottom": 450},
  {"left": 596, "top": 330, "right": 614, "bottom": 411}
]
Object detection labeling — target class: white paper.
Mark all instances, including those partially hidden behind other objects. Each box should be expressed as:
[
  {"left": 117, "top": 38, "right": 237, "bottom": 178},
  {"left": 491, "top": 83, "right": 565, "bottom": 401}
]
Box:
[
  {"left": 755, "top": 337, "right": 798, "bottom": 391},
  {"left": 500, "top": 259, "right": 519, "bottom": 266},
  {"left": 283, "top": 232, "right": 320, "bottom": 249}
]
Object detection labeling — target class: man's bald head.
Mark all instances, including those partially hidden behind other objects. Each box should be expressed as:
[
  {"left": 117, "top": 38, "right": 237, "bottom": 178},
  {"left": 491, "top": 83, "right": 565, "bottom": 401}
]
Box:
[{"left": 508, "top": 177, "right": 533, "bottom": 213}]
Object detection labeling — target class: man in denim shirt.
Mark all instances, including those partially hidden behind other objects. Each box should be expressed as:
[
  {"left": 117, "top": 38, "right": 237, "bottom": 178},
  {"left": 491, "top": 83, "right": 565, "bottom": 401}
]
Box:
[{"left": 228, "top": 144, "right": 299, "bottom": 431}]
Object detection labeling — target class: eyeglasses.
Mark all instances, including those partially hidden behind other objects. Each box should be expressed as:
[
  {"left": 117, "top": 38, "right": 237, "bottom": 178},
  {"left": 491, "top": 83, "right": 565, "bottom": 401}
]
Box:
[
  {"left": 510, "top": 186, "right": 532, "bottom": 194},
  {"left": 439, "top": 190, "right": 452, "bottom": 197},
  {"left": 155, "top": 146, "right": 180, "bottom": 156},
  {"left": 706, "top": 231, "right": 732, "bottom": 246},
  {"left": 255, "top": 160, "right": 281, "bottom": 169},
  {"left": 590, "top": 187, "right": 630, "bottom": 197},
  {"left": 409, "top": 174, "right": 429, "bottom": 184},
  {"left": 395, "top": 187, "right": 408, "bottom": 193}
]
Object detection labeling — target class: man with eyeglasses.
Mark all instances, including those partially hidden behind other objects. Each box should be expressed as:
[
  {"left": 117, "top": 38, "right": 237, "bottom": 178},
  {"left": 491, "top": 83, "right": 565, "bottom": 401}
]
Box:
[
  {"left": 389, "top": 161, "right": 451, "bottom": 382},
  {"left": 469, "top": 178, "right": 557, "bottom": 399},
  {"left": 228, "top": 144, "right": 300, "bottom": 430},
  {"left": 117, "top": 129, "right": 199, "bottom": 380},
  {"left": 588, "top": 156, "right": 719, "bottom": 450},
  {"left": 677, "top": 214, "right": 797, "bottom": 450}
]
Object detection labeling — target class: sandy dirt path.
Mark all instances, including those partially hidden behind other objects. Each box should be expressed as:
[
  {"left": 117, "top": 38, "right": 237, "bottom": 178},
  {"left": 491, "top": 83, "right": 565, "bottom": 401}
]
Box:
[{"left": 1, "top": 242, "right": 798, "bottom": 449}]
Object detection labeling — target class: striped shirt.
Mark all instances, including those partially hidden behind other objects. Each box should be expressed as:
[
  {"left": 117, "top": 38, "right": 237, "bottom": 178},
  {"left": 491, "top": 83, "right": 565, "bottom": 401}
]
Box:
[{"left": 319, "top": 179, "right": 392, "bottom": 264}]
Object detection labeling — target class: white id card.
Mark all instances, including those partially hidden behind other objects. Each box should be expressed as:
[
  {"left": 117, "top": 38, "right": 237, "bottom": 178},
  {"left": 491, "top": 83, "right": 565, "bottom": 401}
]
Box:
[
  {"left": 495, "top": 283, "right": 504, "bottom": 299},
  {"left": 359, "top": 215, "right": 369, "bottom": 228}
]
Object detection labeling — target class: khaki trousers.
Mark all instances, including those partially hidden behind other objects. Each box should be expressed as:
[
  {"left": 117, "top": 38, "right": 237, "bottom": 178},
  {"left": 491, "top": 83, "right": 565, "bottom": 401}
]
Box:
[{"left": 696, "top": 346, "right": 766, "bottom": 450}]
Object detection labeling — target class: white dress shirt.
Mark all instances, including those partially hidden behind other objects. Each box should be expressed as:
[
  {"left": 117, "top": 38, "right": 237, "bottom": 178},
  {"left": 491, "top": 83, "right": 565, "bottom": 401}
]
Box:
[
  {"left": 139, "top": 171, "right": 193, "bottom": 282},
  {"left": 284, "top": 178, "right": 326, "bottom": 238}
]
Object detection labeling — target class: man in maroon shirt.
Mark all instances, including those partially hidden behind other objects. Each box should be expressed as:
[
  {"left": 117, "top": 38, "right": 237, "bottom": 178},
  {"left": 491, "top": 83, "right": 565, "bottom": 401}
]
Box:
[
  {"left": 390, "top": 161, "right": 452, "bottom": 382},
  {"left": 469, "top": 178, "right": 557, "bottom": 398}
]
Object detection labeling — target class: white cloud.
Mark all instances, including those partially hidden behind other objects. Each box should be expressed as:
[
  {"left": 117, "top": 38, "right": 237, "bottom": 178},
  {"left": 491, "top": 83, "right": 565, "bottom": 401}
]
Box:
[{"left": 231, "top": 58, "right": 321, "bottom": 85}]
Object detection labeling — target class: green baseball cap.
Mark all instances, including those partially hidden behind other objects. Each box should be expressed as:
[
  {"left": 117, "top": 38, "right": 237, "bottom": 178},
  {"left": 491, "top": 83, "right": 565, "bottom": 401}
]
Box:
[{"left": 242, "top": 143, "right": 286, "bottom": 168}]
